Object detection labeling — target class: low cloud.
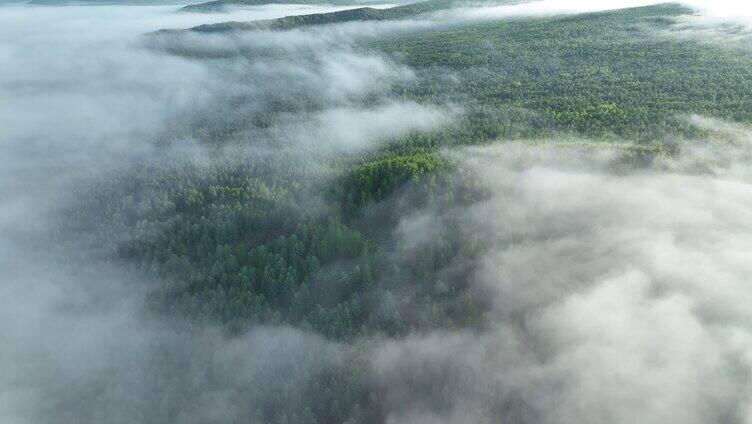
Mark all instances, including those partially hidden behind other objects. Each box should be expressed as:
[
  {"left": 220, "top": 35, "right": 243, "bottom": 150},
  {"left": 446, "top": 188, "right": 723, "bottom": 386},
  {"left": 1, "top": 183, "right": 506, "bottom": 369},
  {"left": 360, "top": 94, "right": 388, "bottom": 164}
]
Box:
[
  {"left": 0, "top": 4, "right": 450, "bottom": 424},
  {"left": 4, "top": 2, "right": 752, "bottom": 423},
  {"left": 377, "top": 132, "right": 752, "bottom": 422}
]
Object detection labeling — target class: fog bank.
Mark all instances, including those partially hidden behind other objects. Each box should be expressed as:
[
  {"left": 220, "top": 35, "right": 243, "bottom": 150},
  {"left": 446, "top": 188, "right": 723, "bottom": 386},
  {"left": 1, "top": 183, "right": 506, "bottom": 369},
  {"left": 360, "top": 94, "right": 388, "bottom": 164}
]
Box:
[
  {"left": 3, "top": 2, "right": 752, "bottom": 423},
  {"left": 0, "top": 4, "right": 443, "bottom": 423},
  {"left": 376, "top": 131, "right": 752, "bottom": 423}
]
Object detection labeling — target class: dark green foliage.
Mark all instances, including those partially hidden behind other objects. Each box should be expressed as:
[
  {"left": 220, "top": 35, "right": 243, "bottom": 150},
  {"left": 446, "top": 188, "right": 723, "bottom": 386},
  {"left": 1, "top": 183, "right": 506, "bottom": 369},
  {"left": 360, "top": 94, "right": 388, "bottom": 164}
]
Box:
[
  {"left": 332, "top": 150, "right": 450, "bottom": 217},
  {"left": 68, "top": 143, "right": 487, "bottom": 340}
]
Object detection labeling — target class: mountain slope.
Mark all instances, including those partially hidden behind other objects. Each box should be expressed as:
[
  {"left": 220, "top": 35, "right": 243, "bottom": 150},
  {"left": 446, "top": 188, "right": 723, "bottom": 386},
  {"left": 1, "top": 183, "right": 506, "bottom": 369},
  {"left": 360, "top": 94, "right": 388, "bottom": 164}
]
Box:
[
  {"left": 181, "top": 0, "right": 521, "bottom": 32},
  {"left": 180, "top": 0, "right": 391, "bottom": 13}
]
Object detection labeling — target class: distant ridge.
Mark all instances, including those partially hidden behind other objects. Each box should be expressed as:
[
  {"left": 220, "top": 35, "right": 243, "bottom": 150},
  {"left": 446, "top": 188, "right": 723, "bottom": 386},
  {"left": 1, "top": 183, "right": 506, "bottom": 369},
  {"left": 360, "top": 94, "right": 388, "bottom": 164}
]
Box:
[
  {"left": 180, "top": 0, "right": 387, "bottom": 13},
  {"left": 170, "top": 0, "right": 522, "bottom": 32}
]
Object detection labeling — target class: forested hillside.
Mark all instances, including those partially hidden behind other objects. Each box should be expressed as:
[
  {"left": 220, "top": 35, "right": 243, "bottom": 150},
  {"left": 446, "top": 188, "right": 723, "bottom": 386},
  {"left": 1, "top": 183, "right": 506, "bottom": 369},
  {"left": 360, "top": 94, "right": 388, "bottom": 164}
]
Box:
[
  {"left": 69, "top": 3, "right": 752, "bottom": 421},
  {"left": 124, "top": 2, "right": 752, "bottom": 346},
  {"left": 178, "top": 0, "right": 522, "bottom": 32},
  {"left": 180, "top": 0, "right": 393, "bottom": 12},
  {"left": 6, "top": 1, "right": 752, "bottom": 423}
]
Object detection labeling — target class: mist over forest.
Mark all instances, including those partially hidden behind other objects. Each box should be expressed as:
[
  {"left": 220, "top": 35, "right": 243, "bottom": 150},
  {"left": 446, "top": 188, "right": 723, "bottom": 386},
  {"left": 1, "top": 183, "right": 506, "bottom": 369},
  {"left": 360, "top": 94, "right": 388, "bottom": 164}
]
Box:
[{"left": 2, "top": 0, "right": 752, "bottom": 423}]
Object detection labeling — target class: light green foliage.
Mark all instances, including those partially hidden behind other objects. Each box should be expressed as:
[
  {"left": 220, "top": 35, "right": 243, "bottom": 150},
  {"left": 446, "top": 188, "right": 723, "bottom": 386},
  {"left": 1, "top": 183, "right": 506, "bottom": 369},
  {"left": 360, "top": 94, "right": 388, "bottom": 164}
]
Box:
[{"left": 379, "top": 4, "right": 752, "bottom": 143}]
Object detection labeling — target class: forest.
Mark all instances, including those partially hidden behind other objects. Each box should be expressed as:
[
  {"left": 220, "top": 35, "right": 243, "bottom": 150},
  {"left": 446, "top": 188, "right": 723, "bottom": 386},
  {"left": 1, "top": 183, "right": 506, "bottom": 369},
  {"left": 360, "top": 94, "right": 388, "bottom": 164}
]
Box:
[
  {"left": 127, "top": 1, "right": 752, "bottom": 339},
  {"left": 4, "top": 1, "right": 752, "bottom": 423}
]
